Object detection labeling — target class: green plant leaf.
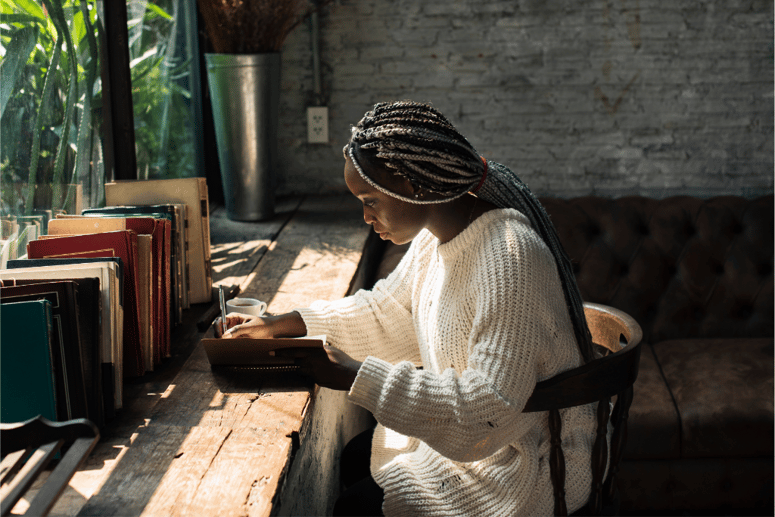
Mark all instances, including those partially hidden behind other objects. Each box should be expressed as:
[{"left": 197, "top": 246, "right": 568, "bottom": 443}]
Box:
[
  {"left": 3, "top": 0, "right": 45, "bottom": 19},
  {"left": 71, "top": 6, "right": 85, "bottom": 48},
  {"left": 169, "top": 81, "right": 190, "bottom": 99},
  {"left": 144, "top": 2, "right": 172, "bottom": 21},
  {"left": 128, "top": 45, "right": 159, "bottom": 70},
  {"left": 41, "top": 0, "right": 78, "bottom": 208},
  {"left": 69, "top": 0, "right": 98, "bottom": 208},
  {"left": 0, "top": 13, "right": 42, "bottom": 24},
  {"left": 0, "top": 25, "right": 36, "bottom": 119},
  {"left": 26, "top": 33, "right": 60, "bottom": 215}
]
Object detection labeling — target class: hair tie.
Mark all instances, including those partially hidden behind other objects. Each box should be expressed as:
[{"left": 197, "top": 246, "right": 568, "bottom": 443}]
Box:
[{"left": 471, "top": 156, "right": 488, "bottom": 193}]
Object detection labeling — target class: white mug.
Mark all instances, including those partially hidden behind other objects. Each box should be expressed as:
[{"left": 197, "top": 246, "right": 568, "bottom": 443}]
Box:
[{"left": 226, "top": 297, "right": 267, "bottom": 317}]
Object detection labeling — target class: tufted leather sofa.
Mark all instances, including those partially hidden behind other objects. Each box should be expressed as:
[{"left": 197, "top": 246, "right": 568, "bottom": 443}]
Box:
[
  {"left": 372, "top": 194, "right": 774, "bottom": 514},
  {"left": 538, "top": 195, "right": 773, "bottom": 514}
]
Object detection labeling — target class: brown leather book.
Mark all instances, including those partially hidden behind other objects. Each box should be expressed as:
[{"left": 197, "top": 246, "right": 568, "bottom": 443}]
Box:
[{"left": 200, "top": 336, "right": 326, "bottom": 369}]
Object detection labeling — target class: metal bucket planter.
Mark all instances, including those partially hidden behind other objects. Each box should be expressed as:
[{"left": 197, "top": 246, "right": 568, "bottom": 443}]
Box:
[{"left": 205, "top": 53, "right": 280, "bottom": 221}]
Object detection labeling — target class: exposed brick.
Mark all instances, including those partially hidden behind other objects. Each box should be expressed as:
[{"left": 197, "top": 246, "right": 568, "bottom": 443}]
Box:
[
  {"left": 423, "top": 3, "right": 471, "bottom": 16},
  {"left": 380, "top": 60, "right": 433, "bottom": 75},
  {"left": 275, "top": 0, "right": 773, "bottom": 198},
  {"left": 471, "top": 2, "right": 519, "bottom": 15}
]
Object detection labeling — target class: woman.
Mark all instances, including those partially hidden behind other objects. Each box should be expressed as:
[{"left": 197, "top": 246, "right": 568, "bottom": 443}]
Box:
[{"left": 217, "top": 101, "right": 599, "bottom": 516}]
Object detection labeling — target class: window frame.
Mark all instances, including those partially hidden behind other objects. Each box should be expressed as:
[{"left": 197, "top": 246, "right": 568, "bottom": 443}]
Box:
[
  {"left": 100, "top": 1, "right": 137, "bottom": 182},
  {"left": 99, "top": 0, "right": 205, "bottom": 183}
]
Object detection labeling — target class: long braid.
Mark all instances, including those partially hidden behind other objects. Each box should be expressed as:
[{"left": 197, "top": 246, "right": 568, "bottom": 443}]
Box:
[
  {"left": 476, "top": 162, "right": 595, "bottom": 364},
  {"left": 347, "top": 101, "right": 595, "bottom": 364}
]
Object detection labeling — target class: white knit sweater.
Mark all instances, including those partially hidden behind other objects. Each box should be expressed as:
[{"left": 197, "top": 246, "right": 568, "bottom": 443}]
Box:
[{"left": 296, "top": 208, "right": 599, "bottom": 516}]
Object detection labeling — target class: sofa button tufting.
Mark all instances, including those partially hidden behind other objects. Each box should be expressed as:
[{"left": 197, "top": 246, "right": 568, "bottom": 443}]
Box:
[{"left": 534, "top": 193, "right": 774, "bottom": 515}]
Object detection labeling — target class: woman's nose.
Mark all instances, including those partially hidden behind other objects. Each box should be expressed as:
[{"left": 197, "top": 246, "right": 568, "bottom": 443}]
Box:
[{"left": 363, "top": 208, "right": 375, "bottom": 225}]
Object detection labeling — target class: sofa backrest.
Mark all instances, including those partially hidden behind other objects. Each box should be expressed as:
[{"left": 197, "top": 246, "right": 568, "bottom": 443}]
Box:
[{"left": 539, "top": 195, "right": 774, "bottom": 344}]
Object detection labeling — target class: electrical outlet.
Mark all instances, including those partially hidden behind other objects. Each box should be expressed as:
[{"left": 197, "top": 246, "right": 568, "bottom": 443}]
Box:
[{"left": 307, "top": 106, "right": 328, "bottom": 144}]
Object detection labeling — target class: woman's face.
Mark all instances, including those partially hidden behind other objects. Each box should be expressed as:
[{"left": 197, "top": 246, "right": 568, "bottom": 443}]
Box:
[{"left": 343, "top": 155, "right": 428, "bottom": 245}]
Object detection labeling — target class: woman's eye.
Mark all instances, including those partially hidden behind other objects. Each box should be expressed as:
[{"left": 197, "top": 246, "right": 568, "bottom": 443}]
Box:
[{"left": 364, "top": 200, "right": 376, "bottom": 208}]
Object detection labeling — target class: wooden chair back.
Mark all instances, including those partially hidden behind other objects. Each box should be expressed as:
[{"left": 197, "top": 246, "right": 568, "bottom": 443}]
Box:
[
  {"left": 523, "top": 302, "right": 643, "bottom": 516},
  {"left": 1, "top": 415, "right": 99, "bottom": 516}
]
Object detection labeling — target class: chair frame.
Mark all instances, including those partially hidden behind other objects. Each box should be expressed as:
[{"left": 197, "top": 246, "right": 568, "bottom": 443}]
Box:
[
  {"left": 1, "top": 415, "right": 100, "bottom": 517},
  {"left": 523, "top": 302, "right": 643, "bottom": 516}
]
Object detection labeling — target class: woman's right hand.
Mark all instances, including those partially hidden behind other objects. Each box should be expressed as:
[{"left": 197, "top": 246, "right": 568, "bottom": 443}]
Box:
[
  {"left": 214, "top": 311, "right": 307, "bottom": 340},
  {"left": 214, "top": 313, "right": 273, "bottom": 339}
]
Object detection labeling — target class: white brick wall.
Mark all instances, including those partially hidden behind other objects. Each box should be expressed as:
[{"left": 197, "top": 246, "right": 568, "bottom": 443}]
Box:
[{"left": 275, "top": 0, "right": 773, "bottom": 198}]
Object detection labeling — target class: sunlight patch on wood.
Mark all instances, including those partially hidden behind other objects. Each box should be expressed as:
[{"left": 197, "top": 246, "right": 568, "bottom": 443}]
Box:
[
  {"left": 160, "top": 383, "right": 175, "bottom": 399},
  {"left": 266, "top": 245, "right": 362, "bottom": 313}
]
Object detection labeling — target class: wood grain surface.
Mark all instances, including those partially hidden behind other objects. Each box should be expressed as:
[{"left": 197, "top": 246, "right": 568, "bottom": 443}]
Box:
[{"left": 14, "top": 195, "right": 369, "bottom": 517}]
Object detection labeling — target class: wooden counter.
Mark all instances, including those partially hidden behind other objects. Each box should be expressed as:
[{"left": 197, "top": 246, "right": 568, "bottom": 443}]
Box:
[{"left": 20, "top": 195, "right": 375, "bottom": 516}]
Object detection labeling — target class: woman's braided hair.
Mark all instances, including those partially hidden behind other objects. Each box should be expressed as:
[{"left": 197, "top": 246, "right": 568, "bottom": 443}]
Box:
[{"left": 346, "top": 100, "right": 595, "bottom": 364}]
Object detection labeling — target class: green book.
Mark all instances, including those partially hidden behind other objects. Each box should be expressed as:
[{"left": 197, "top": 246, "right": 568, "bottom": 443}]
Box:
[{"left": 1, "top": 299, "right": 57, "bottom": 423}]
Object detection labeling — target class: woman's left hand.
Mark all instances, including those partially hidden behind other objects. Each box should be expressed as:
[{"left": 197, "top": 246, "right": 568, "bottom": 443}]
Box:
[{"left": 278, "top": 344, "right": 362, "bottom": 392}]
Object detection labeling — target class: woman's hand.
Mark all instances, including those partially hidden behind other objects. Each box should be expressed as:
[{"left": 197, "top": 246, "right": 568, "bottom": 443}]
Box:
[
  {"left": 214, "top": 311, "right": 308, "bottom": 339},
  {"left": 279, "top": 344, "right": 362, "bottom": 391},
  {"left": 213, "top": 310, "right": 359, "bottom": 390},
  {"left": 215, "top": 313, "right": 273, "bottom": 339}
]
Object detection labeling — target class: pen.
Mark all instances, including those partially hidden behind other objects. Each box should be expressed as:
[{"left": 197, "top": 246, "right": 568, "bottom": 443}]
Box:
[{"left": 219, "top": 285, "right": 227, "bottom": 335}]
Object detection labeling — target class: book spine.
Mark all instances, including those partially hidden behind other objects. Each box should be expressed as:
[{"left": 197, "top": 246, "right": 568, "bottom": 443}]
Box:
[
  {"left": 153, "top": 223, "right": 164, "bottom": 363},
  {"left": 125, "top": 231, "right": 144, "bottom": 378},
  {"left": 43, "top": 301, "right": 57, "bottom": 420},
  {"left": 199, "top": 178, "right": 213, "bottom": 298},
  {"left": 162, "top": 221, "right": 172, "bottom": 356},
  {"left": 168, "top": 208, "right": 182, "bottom": 325},
  {"left": 182, "top": 205, "right": 190, "bottom": 309}
]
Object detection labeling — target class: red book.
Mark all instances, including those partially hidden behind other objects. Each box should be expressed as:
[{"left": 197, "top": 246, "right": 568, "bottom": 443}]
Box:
[
  {"left": 122, "top": 218, "right": 169, "bottom": 365},
  {"left": 28, "top": 231, "right": 144, "bottom": 378},
  {"left": 50, "top": 214, "right": 172, "bottom": 364}
]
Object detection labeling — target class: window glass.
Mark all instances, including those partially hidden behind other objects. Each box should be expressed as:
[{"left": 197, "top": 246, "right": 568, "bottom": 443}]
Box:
[
  {"left": 1, "top": 0, "right": 103, "bottom": 259},
  {"left": 1, "top": 0, "right": 199, "bottom": 263},
  {"left": 127, "top": 0, "right": 196, "bottom": 180}
]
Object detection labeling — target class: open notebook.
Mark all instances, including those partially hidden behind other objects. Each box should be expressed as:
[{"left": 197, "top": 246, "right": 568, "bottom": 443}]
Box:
[{"left": 201, "top": 336, "right": 326, "bottom": 369}]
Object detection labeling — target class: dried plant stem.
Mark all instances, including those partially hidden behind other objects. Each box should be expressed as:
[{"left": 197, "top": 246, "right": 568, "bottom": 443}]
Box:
[{"left": 197, "top": 0, "right": 333, "bottom": 54}]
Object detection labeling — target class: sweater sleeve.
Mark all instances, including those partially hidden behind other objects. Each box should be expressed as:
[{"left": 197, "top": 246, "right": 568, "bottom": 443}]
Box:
[
  {"left": 294, "top": 232, "right": 433, "bottom": 365},
  {"left": 348, "top": 221, "right": 578, "bottom": 462}
]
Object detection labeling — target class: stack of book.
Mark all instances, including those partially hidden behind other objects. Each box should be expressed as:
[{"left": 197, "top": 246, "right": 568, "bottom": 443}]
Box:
[{"left": 0, "top": 178, "right": 212, "bottom": 428}]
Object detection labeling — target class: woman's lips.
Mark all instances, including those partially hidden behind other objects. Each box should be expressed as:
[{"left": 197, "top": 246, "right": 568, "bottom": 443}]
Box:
[{"left": 373, "top": 226, "right": 389, "bottom": 239}]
